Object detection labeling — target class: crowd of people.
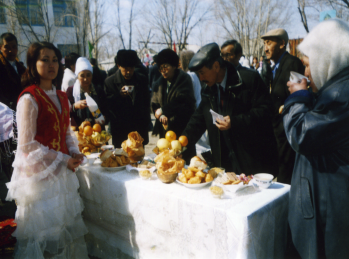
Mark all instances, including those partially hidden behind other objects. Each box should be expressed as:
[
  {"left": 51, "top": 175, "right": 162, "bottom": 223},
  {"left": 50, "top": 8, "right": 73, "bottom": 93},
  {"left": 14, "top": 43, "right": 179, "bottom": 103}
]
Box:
[{"left": 0, "top": 18, "right": 349, "bottom": 259}]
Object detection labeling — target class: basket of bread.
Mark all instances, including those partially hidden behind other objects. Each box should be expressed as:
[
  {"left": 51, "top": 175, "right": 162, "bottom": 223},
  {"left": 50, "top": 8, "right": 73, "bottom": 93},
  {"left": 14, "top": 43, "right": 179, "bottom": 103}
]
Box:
[
  {"left": 100, "top": 149, "right": 130, "bottom": 170},
  {"left": 121, "top": 131, "right": 145, "bottom": 163},
  {"left": 153, "top": 131, "right": 188, "bottom": 156},
  {"left": 177, "top": 156, "right": 218, "bottom": 188},
  {"left": 213, "top": 173, "right": 253, "bottom": 193},
  {"left": 154, "top": 150, "right": 185, "bottom": 183},
  {"left": 75, "top": 120, "right": 111, "bottom": 155}
]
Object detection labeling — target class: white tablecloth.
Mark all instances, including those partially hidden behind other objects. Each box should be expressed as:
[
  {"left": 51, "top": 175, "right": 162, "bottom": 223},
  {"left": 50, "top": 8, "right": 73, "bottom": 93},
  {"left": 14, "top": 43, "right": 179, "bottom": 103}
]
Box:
[{"left": 76, "top": 164, "right": 290, "bottom": 259}]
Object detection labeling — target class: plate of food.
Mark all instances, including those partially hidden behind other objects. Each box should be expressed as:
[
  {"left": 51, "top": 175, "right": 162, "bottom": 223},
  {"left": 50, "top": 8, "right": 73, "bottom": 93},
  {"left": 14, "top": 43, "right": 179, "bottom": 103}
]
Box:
[
  {"left": 154, "top": 149, "right": 185, "bottom": 183},
  {"left": 176, "top": 156, "right": 218, "bottom": 188},
  {"left": 213, "top": 173, "right": 254, "bottom": 193},
  {"left": 100, "top": 149, "right": 130, "bottom": 171}
]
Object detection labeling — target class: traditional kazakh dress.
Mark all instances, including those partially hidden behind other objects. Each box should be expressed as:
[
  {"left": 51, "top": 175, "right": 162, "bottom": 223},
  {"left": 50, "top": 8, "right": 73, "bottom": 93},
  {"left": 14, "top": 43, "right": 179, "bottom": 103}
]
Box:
[{"left": 6, "top": 85, "right": 89, "bottom": 259}]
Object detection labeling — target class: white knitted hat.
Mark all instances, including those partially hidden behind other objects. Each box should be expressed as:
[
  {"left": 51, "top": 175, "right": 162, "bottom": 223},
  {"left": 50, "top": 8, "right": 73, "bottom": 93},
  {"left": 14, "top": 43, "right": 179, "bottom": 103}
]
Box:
[
  {"left": 298, "top": 19, "right": 349, "bottom": 89},
  {"left": 75, "top": 57, "right": 93, "bottom": 76}
]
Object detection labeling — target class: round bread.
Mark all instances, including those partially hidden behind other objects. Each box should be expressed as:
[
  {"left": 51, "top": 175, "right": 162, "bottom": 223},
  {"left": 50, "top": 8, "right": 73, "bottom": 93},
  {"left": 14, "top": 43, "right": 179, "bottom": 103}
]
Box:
[
  {"left": 100, "top": 150, "right": 113, "bottom": 161},
  {"left": 189, "top": 156, "right": 207, "bottom": 170}
]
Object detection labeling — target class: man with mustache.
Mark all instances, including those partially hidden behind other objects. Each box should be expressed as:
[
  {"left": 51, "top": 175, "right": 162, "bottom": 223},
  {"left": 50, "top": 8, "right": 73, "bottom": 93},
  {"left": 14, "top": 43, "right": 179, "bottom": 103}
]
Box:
[
  {"left": 182, "top": 43, "right": 278, "bottom": 175},
  {"left": 261, "top": 29, "right": 304, "bottom": 184}
]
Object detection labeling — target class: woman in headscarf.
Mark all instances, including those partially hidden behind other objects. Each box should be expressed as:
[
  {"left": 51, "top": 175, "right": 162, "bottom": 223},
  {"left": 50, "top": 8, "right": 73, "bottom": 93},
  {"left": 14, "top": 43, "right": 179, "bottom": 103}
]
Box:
[
  {"left": 283, "top": 19, "right": 349, "bottom": 258},
  {"left": 66, "top": 57, "right": 108, "bottom": 128},
  {"left": 151, "top": 49, "right": 196, "bottom": 164}
]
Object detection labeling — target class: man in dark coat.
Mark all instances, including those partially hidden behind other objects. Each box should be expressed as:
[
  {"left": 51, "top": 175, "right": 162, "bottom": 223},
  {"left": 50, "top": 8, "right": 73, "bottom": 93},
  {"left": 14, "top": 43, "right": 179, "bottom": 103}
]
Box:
[
  {"left": 151, "top": 49, "right": 196, "bottom": 164},
  {"left": 104, "top": 49, "right": 150, "bottom": 147},
  {"left": 182, "top": 43, "right": 278, "bottom": 175},
  {"left": 0, "top": 33, "right": 26, "bottom": 111},
  {"left": 262, "top": 28, "right": 304, "bottom": 184}
]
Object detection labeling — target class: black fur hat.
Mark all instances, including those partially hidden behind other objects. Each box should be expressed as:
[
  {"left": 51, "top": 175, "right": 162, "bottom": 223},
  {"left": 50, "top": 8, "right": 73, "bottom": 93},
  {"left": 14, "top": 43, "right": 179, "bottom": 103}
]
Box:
[
  {"left": 116, "top": 49, "right": 139, "bottom": 67},
  {"left": 156, "top": 49, "right": 179, "bottom": 67}
]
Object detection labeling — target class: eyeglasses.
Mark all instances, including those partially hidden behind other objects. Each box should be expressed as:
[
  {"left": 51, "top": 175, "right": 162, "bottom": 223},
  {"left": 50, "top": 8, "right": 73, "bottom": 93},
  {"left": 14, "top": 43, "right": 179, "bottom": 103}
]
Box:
[
  {"left": 221, "top": 53, "right": 235, "bottom": 59},
  {"left": 159, "top": 64, "right": 171, "bottom": 72}
]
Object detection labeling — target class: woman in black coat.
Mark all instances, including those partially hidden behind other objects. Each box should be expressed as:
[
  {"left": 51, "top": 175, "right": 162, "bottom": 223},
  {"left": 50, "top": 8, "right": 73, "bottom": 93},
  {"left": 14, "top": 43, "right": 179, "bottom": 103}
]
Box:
[
  {"left": 284, "top": 19, "right": 349, "bottom": 259},
  {"left": 151, "top": 49, "right": 196, "bottom": 163}
]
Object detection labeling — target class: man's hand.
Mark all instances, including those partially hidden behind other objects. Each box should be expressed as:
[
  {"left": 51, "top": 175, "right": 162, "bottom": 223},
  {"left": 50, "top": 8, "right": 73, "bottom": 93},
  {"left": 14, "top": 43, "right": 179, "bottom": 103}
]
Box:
[
  {"left": 120, "top": 86, "right": 129, "bottom": 97},
  {"left": 160, "top": 115, "right": 168, "bottom": 125},
  {"left": 155, "top": 108, "right": 162, "bottom": 119},
  {"left": 74, "top": 100, "right": 87, "bottom": 110},
  {"left": 216, "top": 116, "right": 231, "bottom": 131},
  {"left": 287, "top": 78, "right": 307, "bottom": 94}
]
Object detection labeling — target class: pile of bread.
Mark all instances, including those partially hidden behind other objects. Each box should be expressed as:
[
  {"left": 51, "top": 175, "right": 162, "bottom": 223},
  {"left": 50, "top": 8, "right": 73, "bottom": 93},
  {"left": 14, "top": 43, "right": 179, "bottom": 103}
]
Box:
[
  {"left": 215, "top": 172, "right": 253, "bottom": 185},
  {"left": 101, "top": 149, "right": 130, "bottom": 168},
  {"left": 178, "top": 156, "right": 218, "bottom": 184},
  {"left": 154, "top": 149, "right": 185, "bottom": 175},
  {"left": 121, "top": 132, "right": 145, "bottom": 162}
]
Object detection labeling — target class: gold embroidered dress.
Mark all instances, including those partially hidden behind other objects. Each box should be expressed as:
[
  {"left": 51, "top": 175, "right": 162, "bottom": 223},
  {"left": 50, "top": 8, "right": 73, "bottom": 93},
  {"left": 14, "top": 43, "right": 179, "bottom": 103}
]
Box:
[{"left": 6, "top": 85, "right": 89, "bottom": 259}]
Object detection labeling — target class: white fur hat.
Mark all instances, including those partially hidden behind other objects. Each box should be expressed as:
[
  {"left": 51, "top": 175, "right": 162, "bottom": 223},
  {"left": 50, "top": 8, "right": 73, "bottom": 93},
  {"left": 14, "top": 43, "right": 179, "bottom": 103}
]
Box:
[
  {"left": 298, "top": 19, "right": 349, "bottom": 89},
  {"left": 75, "top": 57, "right": 93, "bottom": 76}
]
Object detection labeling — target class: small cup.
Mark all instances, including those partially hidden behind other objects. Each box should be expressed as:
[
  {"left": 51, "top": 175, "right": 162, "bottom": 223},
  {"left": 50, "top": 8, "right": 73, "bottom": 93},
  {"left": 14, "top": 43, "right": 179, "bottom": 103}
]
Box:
[
  {"left": 124, "top": 85, "right": 134, "bottom": 93},
  {"left": 253, "top": 173, "right": 274, "bottom": 189}
]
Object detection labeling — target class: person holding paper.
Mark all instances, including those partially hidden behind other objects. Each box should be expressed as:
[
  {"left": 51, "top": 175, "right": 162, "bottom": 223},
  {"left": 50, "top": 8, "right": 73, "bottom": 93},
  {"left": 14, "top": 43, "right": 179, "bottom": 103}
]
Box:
[{"left": 182, "top": 43, "right": 278, "bottom": 175}]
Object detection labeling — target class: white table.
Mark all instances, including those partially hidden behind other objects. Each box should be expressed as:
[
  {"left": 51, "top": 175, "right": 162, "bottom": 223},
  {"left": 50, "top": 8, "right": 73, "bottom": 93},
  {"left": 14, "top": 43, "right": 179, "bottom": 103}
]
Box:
[{"left": 76, "top": 163, "right": 290, "bottom": 259}]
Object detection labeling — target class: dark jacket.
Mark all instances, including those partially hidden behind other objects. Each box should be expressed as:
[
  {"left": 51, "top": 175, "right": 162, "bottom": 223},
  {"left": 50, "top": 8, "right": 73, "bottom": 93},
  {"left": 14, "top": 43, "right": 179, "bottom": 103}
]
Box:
[
  {"left": 271, "top": 52, "right": 304, "bottom": 183},
  {"left": 149, "top": 64, "right": 162, "bottom": 91},
  {"left": 92, "top": 66, "right": 106, "bottom": 87},
  {"left": 104, "top": 70, "right": 150, "bottom": 147},
  {"left": 0, "top": 52, "right": 26, "bottom": 111},
  {"left": 183, "top": 62, "right": 279, "bottom": 175},
  {"left": 261, "top": 60, "right": 273, "bottom": 88},
  {"left": 151, "top": 69, "right": 196, "bottom": 163},
  {"left": 66, "top": 84, "right": 109, "bottom": 127},
  {"left": 151, "top": 69, "right": 196, "bottom": 137},
  {"left": 283, "top": 67, "right": 349, "bottom": 259},
  {"left": 107, "top": 65, "right": 118, "bottom": 77}
]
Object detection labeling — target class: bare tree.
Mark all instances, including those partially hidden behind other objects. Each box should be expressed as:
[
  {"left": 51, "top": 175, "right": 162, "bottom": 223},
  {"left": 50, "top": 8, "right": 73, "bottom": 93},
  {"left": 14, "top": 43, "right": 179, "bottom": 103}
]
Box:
[
  {"left": 216, "top": 0, "right": 291, "bottom": 57},
  {"left": 149, "top": 0, "right": 210, "bottom": 51},
  {"left": 115, "top": 0, "right": 126, "bottom": 49},
  {"left": 1, "top": 0, "right": 58, "bottom": 43},
  {"left": 298, "top": 0, "right": 310, "bottom": 33}
]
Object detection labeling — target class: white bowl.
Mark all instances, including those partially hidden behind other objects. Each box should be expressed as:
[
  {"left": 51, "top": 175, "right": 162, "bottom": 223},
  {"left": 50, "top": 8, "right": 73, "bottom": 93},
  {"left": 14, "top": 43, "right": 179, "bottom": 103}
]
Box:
[
  {"left": 101, "top": 145, "right": 114, "bottom": 151},
  {"left": 252, "top": 173, "right": 274, "bottom": 189},
  {"left": 86, "top": 153, "right": 100, "bottom": 165}
]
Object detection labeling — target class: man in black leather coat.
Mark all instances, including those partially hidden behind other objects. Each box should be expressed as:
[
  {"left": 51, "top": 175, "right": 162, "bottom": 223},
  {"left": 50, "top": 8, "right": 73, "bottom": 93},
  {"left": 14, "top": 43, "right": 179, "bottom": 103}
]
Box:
[{"left": 182, "top": 43, "right": 278, "bottom": 175}]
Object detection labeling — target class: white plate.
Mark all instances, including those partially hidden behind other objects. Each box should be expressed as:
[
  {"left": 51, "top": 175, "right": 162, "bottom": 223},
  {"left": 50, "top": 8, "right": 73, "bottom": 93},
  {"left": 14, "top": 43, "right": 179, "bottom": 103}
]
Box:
[
  {"left": 176, "top": 173, "right": 213, "bottom": 189},
  {"left": 101, "top": 165, "right": 126, "bottom": 172},
  {"left": 213, "top": 175, "right": 253, "bottom": 193}
]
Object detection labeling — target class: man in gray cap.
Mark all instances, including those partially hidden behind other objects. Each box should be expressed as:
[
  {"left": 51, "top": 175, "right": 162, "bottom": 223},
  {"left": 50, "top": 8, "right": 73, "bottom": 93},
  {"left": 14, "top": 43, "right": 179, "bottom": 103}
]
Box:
[
  {"left": 261, "top": 28, "right": 304, "bottom": 184},
  {"left": 182, "top": 43, "right": 278, "bottom": 175}
]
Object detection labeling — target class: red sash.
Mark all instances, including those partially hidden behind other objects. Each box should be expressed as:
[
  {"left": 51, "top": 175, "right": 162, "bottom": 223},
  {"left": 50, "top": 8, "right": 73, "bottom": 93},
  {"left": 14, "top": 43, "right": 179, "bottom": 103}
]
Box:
[{"left": 18, "top": 85, "right": 70, "bottom": 155}]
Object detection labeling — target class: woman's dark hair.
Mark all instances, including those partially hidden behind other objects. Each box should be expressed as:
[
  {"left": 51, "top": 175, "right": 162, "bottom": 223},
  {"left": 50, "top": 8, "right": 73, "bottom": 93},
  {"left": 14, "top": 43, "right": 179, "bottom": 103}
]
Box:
[
  {"left": 22, "top": 42, "right": 64, "bottom": 89},
  {"left": 65, "top": 52, "right": 80, "bottom": 70},
  {"left": 157, "top": 49, "right": 179, "bottom": 67}
]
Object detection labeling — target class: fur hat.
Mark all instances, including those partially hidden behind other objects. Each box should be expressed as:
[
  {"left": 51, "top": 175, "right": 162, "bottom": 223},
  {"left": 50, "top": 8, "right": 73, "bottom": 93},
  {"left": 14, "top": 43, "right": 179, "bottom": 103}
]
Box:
[
  {"left": 116, "top": 49, "right": 139, "bottom": 67},
  {"left": 156, "top": 49, "right": 179, "bottom": 67}
]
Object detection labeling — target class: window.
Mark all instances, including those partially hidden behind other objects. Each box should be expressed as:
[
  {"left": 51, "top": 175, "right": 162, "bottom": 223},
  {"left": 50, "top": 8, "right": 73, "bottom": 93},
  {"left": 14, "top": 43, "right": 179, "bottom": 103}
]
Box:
[
  {"left": 15, "top": 0, "right": 44, "bottom": 26},
  {"left": 0, "top": 5, "right": 6, "bottom": 24},
  {"left": 57, "top": 44, "right": 79, "bottom": 58},
  {"left": 53, "top": 0, "right": 76, "bottom": 27}
]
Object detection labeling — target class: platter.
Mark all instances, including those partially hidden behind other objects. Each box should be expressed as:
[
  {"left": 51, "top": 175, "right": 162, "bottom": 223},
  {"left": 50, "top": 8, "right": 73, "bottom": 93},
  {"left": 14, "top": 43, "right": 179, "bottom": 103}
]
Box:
[
  {"left": 212, "top": 174, "right": 253, "bottom": 193},
  {"left": 176, "top": 173, "right": 213, "bottom": 189},
  {"left": 101, "top": 165, "right": 126, "bottom": 172}
]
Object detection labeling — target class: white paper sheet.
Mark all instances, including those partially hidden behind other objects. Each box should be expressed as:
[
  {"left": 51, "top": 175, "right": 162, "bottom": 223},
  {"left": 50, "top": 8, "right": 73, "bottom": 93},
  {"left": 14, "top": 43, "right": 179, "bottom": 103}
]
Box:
[{"left": 209, "top": 109, "right": 224, "bottom": 125}]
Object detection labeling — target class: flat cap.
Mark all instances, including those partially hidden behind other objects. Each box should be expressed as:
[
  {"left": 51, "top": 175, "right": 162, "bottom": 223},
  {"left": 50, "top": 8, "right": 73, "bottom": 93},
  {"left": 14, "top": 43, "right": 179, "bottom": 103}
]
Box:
[
  {"left": 188, "top": 43, "right": 221, "bottom": 71},
  {"left": 261, "top": 28, "right": 288, "bottom": 44}
]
